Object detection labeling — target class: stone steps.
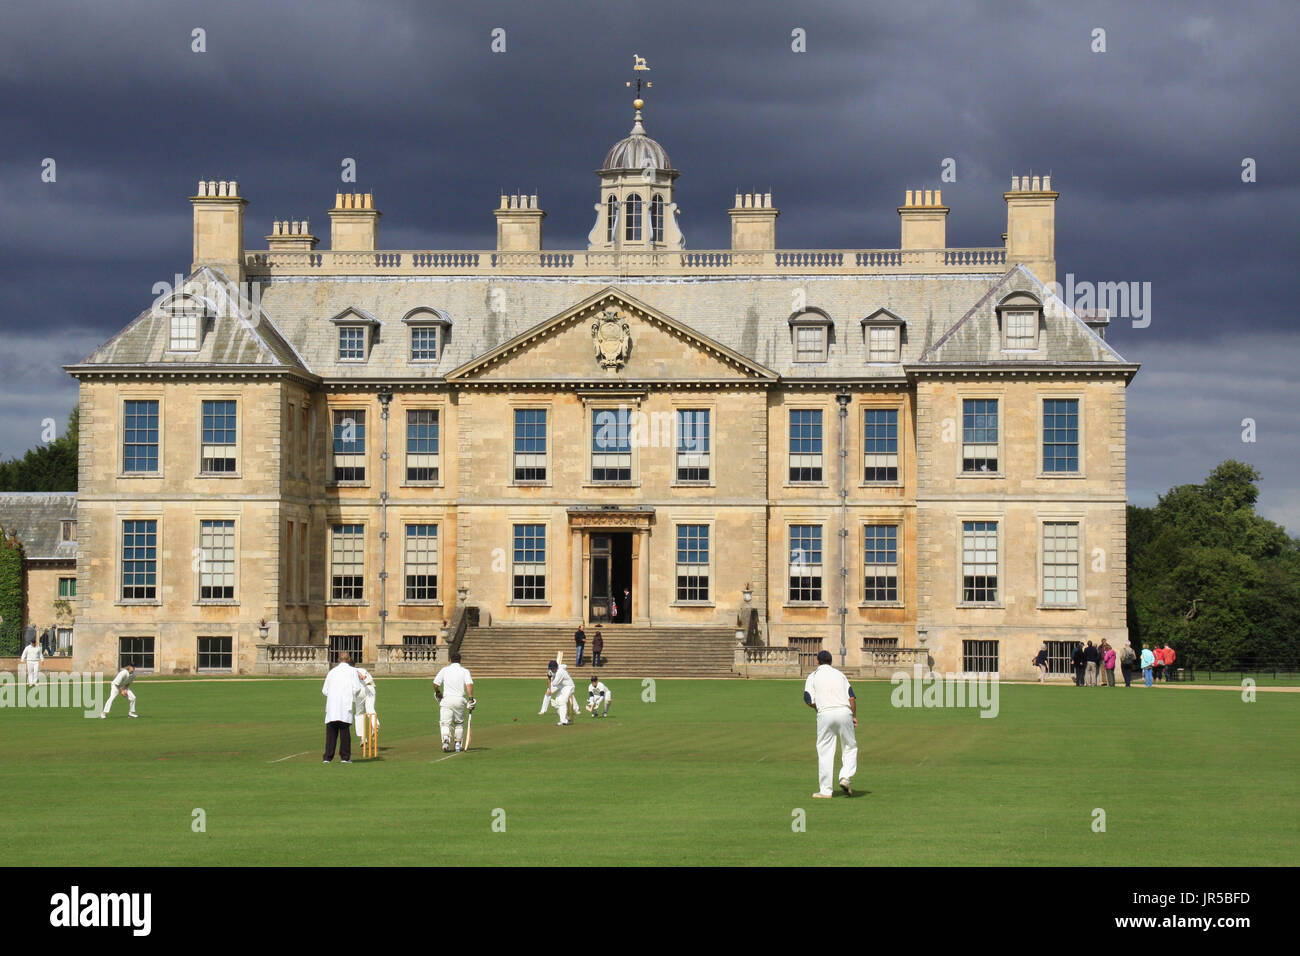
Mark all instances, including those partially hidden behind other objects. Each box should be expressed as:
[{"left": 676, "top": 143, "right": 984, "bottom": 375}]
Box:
[{"left": 458, "top": 626, "right": 738, "bottom": 678}]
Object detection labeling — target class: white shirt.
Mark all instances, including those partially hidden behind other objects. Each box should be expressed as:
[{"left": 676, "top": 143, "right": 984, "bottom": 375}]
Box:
[
  {"left": 550, "top": 663, "right": 574, "bottom": 694},
  {"left": 804, "top": 664, "right": 853, "bottom": 713},
  {"left": 433, "top": 663, "right": 473, "bottom": 699},
  {"left": 322, "top": 662, "right": 362, "bottom": 723},
  {"left": 111, "top": 668, "right": 135, "bottom": 689},
  {"left": 21, "top": 645, "right": 44, "bottom": 663},
  {"left": 588, "top": 681, "right": 611, "bottom": 701}
]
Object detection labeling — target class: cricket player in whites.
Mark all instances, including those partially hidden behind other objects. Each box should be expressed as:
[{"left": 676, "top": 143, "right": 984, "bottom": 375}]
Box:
[
  {"left": 100, "top": 664, "right": 138, "bottom": 718},
  {"left": 544, "top": 659, "right": 577, "bottom": 725},
  {"left": 20, "top": 637, "right": 44, "bottom": 687},
  {"left": 432, "top": 653, "right": 474, "bottom": 752},
  {"left": 586, "top": 675, "right": 612, "bottom": 717},
  {"left": 803, "top": 650, "right": 857, "bottom": 798},
  {"left": 354, "top": 665, "right": 379, "bottom": 742}
]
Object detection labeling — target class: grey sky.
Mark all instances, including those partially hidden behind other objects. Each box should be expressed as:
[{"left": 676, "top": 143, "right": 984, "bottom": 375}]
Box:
[{"left": 1, "top": 0, "right": 1297, "bottom": 528}]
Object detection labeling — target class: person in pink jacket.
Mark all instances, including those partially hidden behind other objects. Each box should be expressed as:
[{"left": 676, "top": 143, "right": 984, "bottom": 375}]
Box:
[{"left": 1102, "top": 643, "right": 1117, "bottom": 686}]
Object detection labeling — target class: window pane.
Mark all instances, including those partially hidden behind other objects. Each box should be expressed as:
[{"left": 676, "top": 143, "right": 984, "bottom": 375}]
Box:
[
  {"left": 863, "top": 408, "right": 899, "bottom": 482},
  {"left": 962, "top": 520, "right": 998, "bottom": 603},
  {"left": 331, "top": 524, "right": 365, "bottom": 600},
  {"left": 332, "top": 410, "right": 366, "bottom": 482},
  {"left": 789, "top": 525, "right": 823, "bottom": 602},
  {"left": 405, "top": 409, "right": 440, "bottom": 482},
  {"left": 863, "top": 524, "right": 899, "bottom": 602},
  {"left": 404, "top": 524, "right": 439, "bottom": 601},
  {"left": 675, "top": 525, "right": 709, "bottom": 601},
  {"left": 592, "top": 408, "right": 632, "bottom": 482},
  {"left": 1043, "top": 399, "right": 1080, "bottom": 472},
  {"left": 512, "top": 524, "right": 546, "bottom": 600},
  {"left": 676, "top": 409, "right": 710, "bottom": 481},
  {"left": 1042, "top": 521, "right": 1080, "bottom": 605},
  {"left": 962, "top": 399, "right": 998, "bottom": 472},
  {"left": 514, "top": 409, "right": 547, "bottom": 481},
  {"left": 789, "top": 409, "right": 823, "bottom": 482},
  {"left": 123, "top": 400, "right": 159, "bottom": 472},
  {"left": 122, "top": 520, "right": 157, "bottom": 600}
]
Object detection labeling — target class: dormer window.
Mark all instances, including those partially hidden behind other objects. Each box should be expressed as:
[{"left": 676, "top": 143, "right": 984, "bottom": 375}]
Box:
[
  {"left": 159, "top": 293, "right": 210, "bottom": 352},
  {"left": 860, "top": 308, "right": 906, "bottom": 363},
  {"left": 329, "top": 308, "right": 381, "bottom": 362},
  {"left": 997, "top": 292, "right": 1042, "bottom": 351},
  {"left": 402, "top": 308, "right": 453, "bottom": 364},
  {"left": 61, "top": 520, "right": 77, "bottom": 543},
  {"left": 789, "top": 309, "right": 834, "bottom": 363}
]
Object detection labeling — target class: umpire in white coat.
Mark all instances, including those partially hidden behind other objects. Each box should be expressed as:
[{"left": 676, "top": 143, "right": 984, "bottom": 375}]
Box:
[
  {"left": 803, "top": 650, "right": 858, "bottom": 798},
  {"left": 322, "top": 652, "right": 363, "bottom": 763}
]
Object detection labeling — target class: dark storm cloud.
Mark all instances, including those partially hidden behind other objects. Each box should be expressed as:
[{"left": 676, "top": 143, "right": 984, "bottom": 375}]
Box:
[{"left": 1, "top": 0, "right": 1297, "bottom": 526}]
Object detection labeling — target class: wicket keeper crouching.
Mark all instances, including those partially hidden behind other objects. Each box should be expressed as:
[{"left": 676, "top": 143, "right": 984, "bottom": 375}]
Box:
[
  {"left": 586, "top": 676, "right": 611, "bottom": 717},
  {"left": 433, "top": 653, "right": 474, "bottom": 753}
]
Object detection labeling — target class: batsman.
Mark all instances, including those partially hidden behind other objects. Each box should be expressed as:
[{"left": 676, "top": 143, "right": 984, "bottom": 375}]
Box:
[{"left": 432, "top": 652, "right": 475, "bottom": 753}]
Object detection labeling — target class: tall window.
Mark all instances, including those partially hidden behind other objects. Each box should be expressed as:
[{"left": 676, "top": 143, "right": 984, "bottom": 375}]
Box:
[
  {"left": 650, "top": 194, "right": 665, "bottom": 242},
  {"left": 330, "top": 524, "right": 365, "bottom": 601},
  {"left": 121, "top": 519, "right": 158, "bottom": 600},
  {"left": 789, "top": 409, "right": 823, "bottom": 482},
  {"left": 513, "top": 409, "right": 547, "bottom": 481},
  {"left": 298, "top": 523, "right": 308, "bottom": 604},
  {"left": 868, "top": 325, "right": 898, "bottom": 362},
  {"left": 794, "top": 325, "right": 827, "bottom": 363},
  {"left": 1043, "top": 399, "right": 1080, "bottom": 473},
  {"left": 1004, "top": 311, "right": 1037, "bottom": 349},
  {"left": 123, "top": 400, "right": 159, "bottom": 473},
  {"left": 338, "top": 326, "right": 366, "bottom": 360},
  {"left": 200, "top": 400, "right": 237, "bottom": 473},
  {"left": 410, "top": 326, "right": 439, "bottom": 361},
  {"left": 675, "top": 525, "right": 710, "bottom": 601},
  {"left": 606, "top": 196, "right": 617, "bottom": 242},
  {"left": 863, "top": 525, "right": 899, "bottom": 603},
  {"left": 298, "top": 406, "right": 310, "bottom": 478},
  {"left": 624, "top": 193, "right": 643, "bottom": 241},
  {"left": 405, "top": 409, "right": 439, "bottom": 482},
  {"left": 1042, "top": 521, "right": 1080, "bottom": 605},
  {"left": 404, "top": 524, "right": 439, "bottom": 602},
  {"left": 789, "top": 525, "right": 823, "bottom": 602},
  {"left": 592, "top": 408, "right": 631, "bottom": 482},
  {"left": 676, "top": 409, "right": 710, "bottom": 482},
  {"left": 512, "top": 524, "right": 546, "bottom": 601},
  {"left": 962, "top": 639, "right": 999, "bottom": 674},
  {"left": 863, "top": 408, "right": 899, "bottom": 482},
  {"left": 198, "top": 519, "right": 235, "bottom": 601},
  {"left": 331, "top": 410, "right": 366, "bottom": 482},
  {"left": 197, "top": 636, "right": 232, "bottom": 672},
  {"left": 962, "top": 399, "right": 998, "bottom": 473},
  {"left": 961, "top": 521, "right": 998, "bottom": 603},
  {"left": 119, "top": 637, "right": 155, "bottom": 671}
]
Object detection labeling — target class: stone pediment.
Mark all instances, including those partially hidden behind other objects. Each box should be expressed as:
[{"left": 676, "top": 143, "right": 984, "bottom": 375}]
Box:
[{"left": 445, "top": 287, "right": 776, "bottom": 384}]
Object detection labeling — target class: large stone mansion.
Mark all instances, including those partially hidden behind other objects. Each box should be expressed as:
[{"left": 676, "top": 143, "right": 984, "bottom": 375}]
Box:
[{"left": 65, "top": 89, "right": 1136, "bottom": 679}]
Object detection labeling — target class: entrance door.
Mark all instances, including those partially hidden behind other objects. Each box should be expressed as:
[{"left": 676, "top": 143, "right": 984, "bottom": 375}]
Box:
[
  {"left": 590, "top": 535, "right": 612, "bottom": 623},
  {"left": 610, "top": 532, "right": 632, "bottom": 623}
]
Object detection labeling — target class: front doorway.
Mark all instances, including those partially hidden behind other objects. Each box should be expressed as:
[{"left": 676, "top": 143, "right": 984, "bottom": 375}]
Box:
[{"left": 589, "top": 532, "right": 633, "bottom": 624}]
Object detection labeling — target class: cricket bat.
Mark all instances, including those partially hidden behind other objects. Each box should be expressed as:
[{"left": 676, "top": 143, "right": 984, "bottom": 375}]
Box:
[{"left": 463, "top": 711, "right": 473, "bottom": 752}]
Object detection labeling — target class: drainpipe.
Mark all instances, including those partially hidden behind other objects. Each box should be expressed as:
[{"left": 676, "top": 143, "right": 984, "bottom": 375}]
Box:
[
  {"left": 377, "top": 389, "right": 393, "bottom": 655},
  {"left": 835, "top": 391, "right": 851, "bottom": 668}
]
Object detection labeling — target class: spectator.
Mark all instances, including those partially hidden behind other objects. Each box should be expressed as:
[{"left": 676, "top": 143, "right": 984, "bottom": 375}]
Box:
[
  {"left": 1152, "top": 643, "right": 1166, "bottom": 683},
  {"left": 1071, "top": 644, "right": 1086, "bottom": 686},
  {"left": 574, "top": 624, "right": 587, "bottom": 667},
  {"left": 1119, "top": 643, "right": 1136, "bottom": 687},
  {"left": 1032, "top": 644, "right": 1048, "bottom": 683},
  {"left": 1083, "top": 641, "right": 1099, "bottom": 686},
  {"left": 1140, "top": 645, "right": 1156, "bottom": 688},
  {"left": 592, "top": 626, "right": 604, "bottom": 667},
  {"left": 1102, "top": 642, "right": 1116, "bottom": 687},
  {"left": 1162, "top": 643, "right": 1176, "bottom": 682}
]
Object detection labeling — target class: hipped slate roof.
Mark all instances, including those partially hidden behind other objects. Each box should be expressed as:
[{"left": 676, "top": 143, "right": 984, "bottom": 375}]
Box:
[{"left": 0, "top": 493, "right": 76, "bottom": 562}]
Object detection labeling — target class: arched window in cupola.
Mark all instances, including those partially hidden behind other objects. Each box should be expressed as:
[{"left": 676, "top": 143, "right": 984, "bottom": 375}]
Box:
[
  {"left": 624, "top": 193, "right": 643, "bottom": 242},
  {"left": 606, "top": 196, "right": 617, "bottom": 243},
  {"left": 650, "top": 194, "right": 665, "bottom": 243}
]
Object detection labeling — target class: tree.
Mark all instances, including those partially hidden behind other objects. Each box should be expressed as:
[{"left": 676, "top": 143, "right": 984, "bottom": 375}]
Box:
[
  {"left": 0, "top": 408, "right": 78, "bottom": 492},
  {"left": 0, "top": 534, "right": 24, "bottom": 656},
  {"left": 1127, "top": 461, "right": 1300, "bottom": 669}
]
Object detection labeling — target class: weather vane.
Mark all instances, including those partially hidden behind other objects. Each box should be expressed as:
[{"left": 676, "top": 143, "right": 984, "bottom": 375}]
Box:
[{"left": 626, "top": 54, "right": 652, "bottom": 108}]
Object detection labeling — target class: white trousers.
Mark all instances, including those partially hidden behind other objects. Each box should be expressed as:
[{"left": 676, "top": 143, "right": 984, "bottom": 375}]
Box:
[
  {"left": 588, "top": 694, "right": 610, "bottom": 716},
  {"left": 439, "top": 696, "right": 466, "bottom": 742},
  {"left": 552, "top": 687, "right": 574, "bottom": 723},
  {"left": 26, "top": 662, "right": 39, "bottom": 686},
  {"left": 816, "top": 707, "right": 857, "bottom": 794},
  {"left": 103, "top": 688, "right": 136, "bottom": 715},
  {"left": 355, "top": 709, "right": 379, "bottom": 738}
]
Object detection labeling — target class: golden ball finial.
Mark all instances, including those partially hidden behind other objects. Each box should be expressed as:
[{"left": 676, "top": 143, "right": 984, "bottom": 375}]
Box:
[{"left": 633, "top": 98, "right": 644, "bottom": 111}]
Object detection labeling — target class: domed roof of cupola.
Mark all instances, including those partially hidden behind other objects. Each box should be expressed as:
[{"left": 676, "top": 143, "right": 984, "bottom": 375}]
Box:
[{"left": 600, "top": 110, "right": 674, "bottom": 173}]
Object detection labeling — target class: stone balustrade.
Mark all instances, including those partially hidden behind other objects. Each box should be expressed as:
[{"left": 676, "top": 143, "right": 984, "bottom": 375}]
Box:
[
  {"left": 244, "top": 247, "right": 1007, "bottom": 277},
  {"left": 733, "top": 644, "right": 802, "bottom": 679}
]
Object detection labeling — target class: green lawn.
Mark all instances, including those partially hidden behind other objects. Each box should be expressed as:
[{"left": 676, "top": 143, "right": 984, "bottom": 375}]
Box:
[{"left": 2, "top": 676, "right": 1296, "bottom": 866}]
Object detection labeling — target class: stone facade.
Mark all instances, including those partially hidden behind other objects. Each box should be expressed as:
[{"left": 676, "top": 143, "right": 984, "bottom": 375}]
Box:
[{"left": 65, "top": 98, "right": 1136, "bottom": 678}]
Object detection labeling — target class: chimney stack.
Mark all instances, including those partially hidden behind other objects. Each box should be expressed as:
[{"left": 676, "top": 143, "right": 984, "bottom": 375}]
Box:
[
  {"left": 1004, "top": 174, "right": 1059, "bottom": 284},
  {"left": 729, "top": 191, "right": 779, "bottom": 250},
  {"left": 190, "top": 179, "right": 248, "bottom": 278},
  {"left": 329, "top": 192, "right": 381, "bottom": 251},
  {"left": 493, "top": 193, "right": 546, "bottom": 251},
  {"left": 265, "top": 219, "right": 319, "bottom": 252},
  {"left": 897, "top": 189, "right": 949, "bottom": 251}
]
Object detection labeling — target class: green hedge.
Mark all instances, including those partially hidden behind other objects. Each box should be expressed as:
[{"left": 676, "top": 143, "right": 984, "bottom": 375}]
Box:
[{"left": 0, "top": 536, "right": 24, "bottom": 656}]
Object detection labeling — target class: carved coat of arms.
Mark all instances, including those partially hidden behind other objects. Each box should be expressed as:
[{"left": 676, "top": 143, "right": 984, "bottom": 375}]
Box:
[{"left": 591, "top": 309, "right": 631, "bottom": 370}]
